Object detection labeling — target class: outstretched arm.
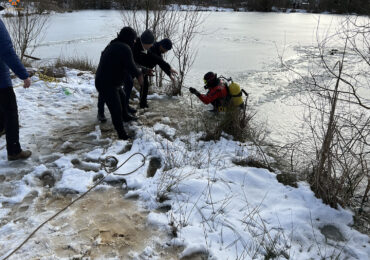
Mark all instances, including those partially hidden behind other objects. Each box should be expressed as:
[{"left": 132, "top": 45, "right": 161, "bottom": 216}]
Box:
[
  {"left": 189, "top": 87, "right": 223, "bottom": 105},
  {"left": 198, "top": 89, "right": 224, "bottom": 105},
  {"left": 146, "top": 52, "right": 172, "bottom": 77}
]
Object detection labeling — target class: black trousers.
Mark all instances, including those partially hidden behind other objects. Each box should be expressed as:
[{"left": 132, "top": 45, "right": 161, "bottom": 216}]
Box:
[
  {"left": 96, "top": 85, "right": 127, "bottom": 138},
  {"left": 139, "top": 75, "right": 150, "bottom": 107},
  {"left": 98, "top": 86, "right": 126, "bottom": 115},
  {"left": 98, "top": 74, "right": 133, "bottom": 115},
  {"left": 123, "top": 73, "right": 134, "bottom": 107},
  {"left": 0, "top": 87, "right": 22, "bottom": 156}
]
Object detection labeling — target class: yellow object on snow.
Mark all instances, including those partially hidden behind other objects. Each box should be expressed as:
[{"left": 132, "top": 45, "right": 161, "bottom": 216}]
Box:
[{"left": 228, "top": 82, "right": 244, "bottom": 107}]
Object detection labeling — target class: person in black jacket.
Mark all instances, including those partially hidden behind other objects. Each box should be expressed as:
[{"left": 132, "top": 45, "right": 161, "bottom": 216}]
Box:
[
  {"left": 95, "top": 26, "right": 144, "bottom": 140},
  {"left": 125, "top": 29, "right": 156, "bottom": 114},
  {"left": 97, "top": 29, "right": 154, "bottom": 121},
  {"left": 139, "top": 38, "right": 178, "bottom": 108}
]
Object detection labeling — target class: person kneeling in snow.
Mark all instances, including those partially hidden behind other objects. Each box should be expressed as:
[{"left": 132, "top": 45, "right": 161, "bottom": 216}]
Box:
[
  {"left": 0, "top": 12, "right": 32, "bottom": 161},
  {"left": 95, "top": 26, "right": 144, "bottom": 140},
  {"left": 189, "top": 72, "right": 229, "bottom": 112}
]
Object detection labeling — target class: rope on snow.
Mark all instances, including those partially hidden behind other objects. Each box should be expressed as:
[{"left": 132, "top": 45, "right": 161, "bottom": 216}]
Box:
[{"left": 2, "top": 152, "right": 146, "bottom": 260}]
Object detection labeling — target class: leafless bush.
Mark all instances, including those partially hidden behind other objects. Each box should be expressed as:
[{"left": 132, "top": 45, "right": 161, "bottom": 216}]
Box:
[
  {"left": 171, "top": 9, "right": 204, "bottom": 94},
  {"left": 190, "top": 191, "right": 291, "bottom": 259},
  {"left": 164, "top": 78, "right": 182, "bottom": 96},
  {"left": 155, "top": 134, "right": 227, "bottom": 202},
  {"left": 237, "top": 194, "right": 292, "bottom": 259},
  {"left": 225, "top": 106, "right": 257, "bottom": 141},
  {"left": 35, "top": 0, "right": 55, "bottom": 14},
  {"left": 121, "top": 0, "right": 204, "bottom": 95},
  {"left": 4, "top": 0, "right": 49, "bottom": 61},
  {"left": 158, "top": 138, "right": 223, "bottom": 172},
  {"left": 280, "top": 16, "right": 369, "bottom": 208},
  {"left": 198, "top": 105, "right": 256, "bottom": 142},
  {"left": 155, "top": 141, "right": 201, "bottom": 203},
  {"left": 54, "top": 56, "right": 96, "bottom": 72},
  {"left": 156, "top": 167, "right": 195, "bottom": 203}
]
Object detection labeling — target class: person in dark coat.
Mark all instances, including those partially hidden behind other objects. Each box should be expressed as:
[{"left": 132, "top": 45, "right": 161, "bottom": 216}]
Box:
[
  {"left": 133, "top": 29, "right": 155, "bottom": 65},
  {"left": 0, "top": 15, "right": 32, "bottom": 161},
  {"left": 138, "top": 38, "right": 178, "bottom": 108},
  {"left": 97, "top": 77, "right": 135, "bottom": 123},
  {"left": 97, "top": 29, "right": 154, "bottom": 121},
  {"left": 189, "top": 72, "right": 229, "bottom": 111},
  {"left": 95, "top": 26, "right": 144, "bottom": 140},
  {"left": 125, "top": 29, "right": 156, "bottom": 113}
]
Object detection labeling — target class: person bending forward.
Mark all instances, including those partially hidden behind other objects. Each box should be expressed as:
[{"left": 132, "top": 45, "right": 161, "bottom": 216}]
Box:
[{"left": 95, "top": 27, "right": 144, "bottom": 140}]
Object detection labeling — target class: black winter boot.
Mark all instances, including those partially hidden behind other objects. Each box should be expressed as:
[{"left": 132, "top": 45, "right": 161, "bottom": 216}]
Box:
[
  {"left": 128, "top": 106, "right": 137, "bottom": 114},
  {"left": 140, "top": 102, "right": 149, "bottom": 109},
  {"left": 122, "top": 101, "right": 137, "bottom": 122},
  {"left": 123, "top": 114, "right": 138, "bottom": 122},
  {"left": 8, "top": 150, "right": 32, "bottom": 161},
  {"left": 97, "top": 112, "right": 107, "bottom": 123},
  {"left": 118, "top": 131, "right": 130, "bottom": 140}
]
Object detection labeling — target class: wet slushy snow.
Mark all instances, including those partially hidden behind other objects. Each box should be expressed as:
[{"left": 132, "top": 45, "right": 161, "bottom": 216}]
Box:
[
  {"left": 1, "top": 10, "right": 369, "bottom": 260},
  {"left": 0, "top": 68, "right": 368, "bottom": 259}
]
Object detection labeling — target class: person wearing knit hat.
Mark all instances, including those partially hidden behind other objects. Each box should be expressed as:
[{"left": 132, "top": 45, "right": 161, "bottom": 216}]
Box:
[
  {"left": 111, "top": 26, "right": 137, "bottom": 48},
  {"left": 95, "top": 26, "right": 144, "bottom": 140},
  {"left": 189, "top": 72, "right": 229, "bottom": 112},
  {"left": 159, "top": 38, "right": 172, "bottom": 51},
  {"left": 121, "top": 29, "right": 155, "bottom": 115},
  {"left": 135, "top": 38, "right": 177, "bottom": 108},
  {"left": 140, "top": 29, "right": 155, "bottom": 47},
  {"left": 97, "top": 28, "right": 155, "bottom": 122}
]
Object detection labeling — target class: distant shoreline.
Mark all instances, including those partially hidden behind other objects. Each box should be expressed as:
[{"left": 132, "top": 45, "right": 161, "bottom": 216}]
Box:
[{"left": 0, "top": 3, "right": 367, "bottom": 16}]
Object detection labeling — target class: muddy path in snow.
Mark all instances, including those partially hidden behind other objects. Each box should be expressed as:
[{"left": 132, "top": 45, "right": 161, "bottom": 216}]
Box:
[{"left": 1, "top": 97, "right": 200, "bottom": 259}]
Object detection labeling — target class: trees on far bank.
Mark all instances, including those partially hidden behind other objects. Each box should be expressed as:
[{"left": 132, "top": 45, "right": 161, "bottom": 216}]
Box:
[
  {"left": 308, "top": 0, "right": 370, "bottom": 15},
  {"left": 280, "top": 16, "right": 369, "bottom": 209},
  {"left": 6, "top": 0, "right": 367, "bottom": 14}
]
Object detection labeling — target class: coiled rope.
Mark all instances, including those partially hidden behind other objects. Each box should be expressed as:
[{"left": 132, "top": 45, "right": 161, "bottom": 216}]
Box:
[
  {"left": 2, "top": 152, "right": 146, "bottom": 260},
  {"left": 13, "top": 69, "right": 76, "bottom": 95}
]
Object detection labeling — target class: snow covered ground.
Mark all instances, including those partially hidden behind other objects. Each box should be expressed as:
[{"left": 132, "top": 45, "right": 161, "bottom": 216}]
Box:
[{"left": 0, "top": 68, "right": 369, "bottom": 259}]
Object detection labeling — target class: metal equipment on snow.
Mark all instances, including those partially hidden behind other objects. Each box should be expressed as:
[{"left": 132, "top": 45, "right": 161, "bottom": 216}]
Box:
[{"left": 219, "top": 76, "right": 249, "bottom": 110}]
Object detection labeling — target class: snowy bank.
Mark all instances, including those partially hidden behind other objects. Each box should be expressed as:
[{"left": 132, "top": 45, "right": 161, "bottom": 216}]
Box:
[{"left": 0, "top": 67, "right": 368, "bottom": 259}]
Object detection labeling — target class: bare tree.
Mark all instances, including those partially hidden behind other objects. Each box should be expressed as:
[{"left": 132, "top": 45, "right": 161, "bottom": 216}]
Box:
[
  {"left": 4, "top": 0, "right": 50, "bottom": 61},
  {"left": 172, "top": 9, "right": 203, "bottom": 94},
  {"left": 121, "top": 0, "right": 204, "bottom": 95},
  {"left": 280, "top": 16, "right": 369, "bottom": 208}
]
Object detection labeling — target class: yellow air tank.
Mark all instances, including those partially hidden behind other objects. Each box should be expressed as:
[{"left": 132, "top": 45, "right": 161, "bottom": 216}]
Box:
[{"left": 228, "top": 82, "right": 244, "bottom": 106}]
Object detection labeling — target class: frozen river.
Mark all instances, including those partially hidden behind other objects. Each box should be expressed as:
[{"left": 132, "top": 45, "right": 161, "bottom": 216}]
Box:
[
  {"left": 33, "top": 10, "right": 343, "bottom": 70},
  {"left": 32, "top": 10, "right": 353, "bottom": 143},
  {"left": 1, "top": 11, "right": 369, "bottom": 260}
]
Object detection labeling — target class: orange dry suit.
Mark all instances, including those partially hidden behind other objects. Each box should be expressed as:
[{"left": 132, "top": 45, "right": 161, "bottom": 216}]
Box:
[{"left": 198, "top": 79, "right": 229, "bottom": 111}]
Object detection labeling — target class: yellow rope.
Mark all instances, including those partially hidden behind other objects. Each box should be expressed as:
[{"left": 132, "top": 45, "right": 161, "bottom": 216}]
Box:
[
  {"left": 13, "top": 68, "right": 76, "bottom": 95},
  {"left": 13, "top": 68, "right": 60, "bottom": 89},
  {"left": 37, "top": 72, "right": 60, "bottom": 84}
]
